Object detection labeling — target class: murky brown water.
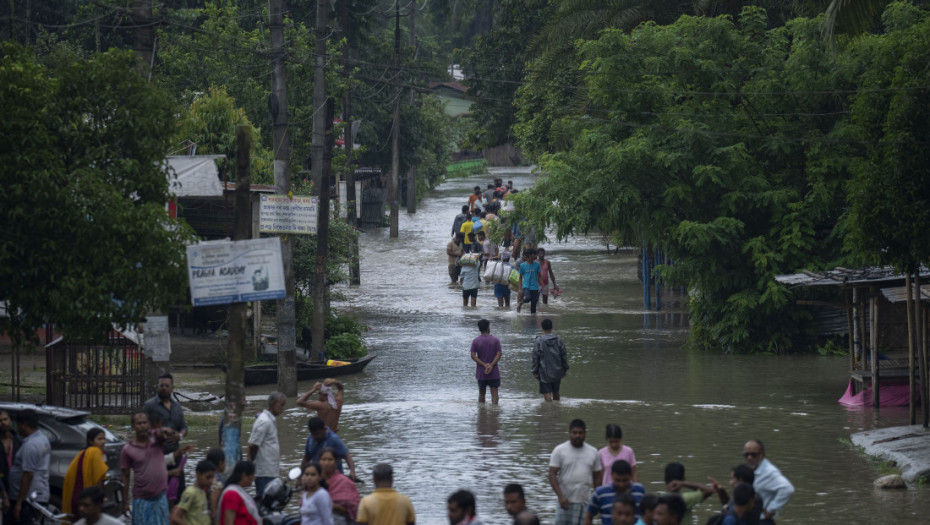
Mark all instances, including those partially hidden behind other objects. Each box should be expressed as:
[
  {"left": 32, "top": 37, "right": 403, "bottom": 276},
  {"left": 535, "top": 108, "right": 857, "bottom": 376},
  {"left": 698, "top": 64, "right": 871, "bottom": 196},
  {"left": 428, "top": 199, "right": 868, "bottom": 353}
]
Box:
[{"left": 182, "top": 167, "right": 927, "bottom": 524}]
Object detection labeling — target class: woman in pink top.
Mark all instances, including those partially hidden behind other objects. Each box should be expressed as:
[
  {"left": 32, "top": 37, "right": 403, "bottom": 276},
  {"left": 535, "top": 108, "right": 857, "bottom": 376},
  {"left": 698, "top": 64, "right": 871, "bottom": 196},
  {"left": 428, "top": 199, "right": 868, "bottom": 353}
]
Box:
[{"left": 598, "top": 424, "right": 638, "bottom": 486}]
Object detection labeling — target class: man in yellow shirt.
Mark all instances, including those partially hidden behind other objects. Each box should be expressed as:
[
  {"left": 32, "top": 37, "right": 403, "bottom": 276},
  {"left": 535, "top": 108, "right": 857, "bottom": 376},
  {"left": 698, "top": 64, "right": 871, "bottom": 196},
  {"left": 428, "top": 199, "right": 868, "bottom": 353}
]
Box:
[{"left": 356, "top": 464, "right": 415, "bottom": 525}]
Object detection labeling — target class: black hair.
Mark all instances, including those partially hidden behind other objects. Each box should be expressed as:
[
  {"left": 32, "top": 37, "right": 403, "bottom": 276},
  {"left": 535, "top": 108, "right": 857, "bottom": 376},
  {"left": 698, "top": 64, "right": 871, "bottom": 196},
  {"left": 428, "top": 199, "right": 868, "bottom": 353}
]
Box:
[
  {"left": 85, "top": 427, "right": 105, "bottom": 446},
  {"left": 145, "top": 409, "right": 163, "bottom": 427},
  {"left": 462, "top": 205, "right": 469, "bottom": 213},
  {"left": 503, "top": 483, "right": 525, "bottom": 500},
  {"left": 207, "top": 448, "right": 226, "bottom": 466},
  {"left": 478, "top": 319, "right": 490, "bottom": 333},
  {"left": 605, "top": 423, "right": 622, "bottom": 440},
  {"left": 373, "top": 463, "right": 393, "bottom": 482},
  {"left": 611, "top": 492, "right": 636, "bottom": 510},
  {"left": 523, "top": 248, "right": 536, "bottom": 256},
  {"left": 541, "top": 319, "right": 553, "bottom": 330},
  {"left": 611, "top": 460, "right": 632, "bottom": 476},
  {"left": 732, "top": 464, "right": 755, "bottom": 484},
  {"left": 77, "top": 486, "right": 105, "bottom": 506},
  {"left": 130, "top": 411, "right": 147, "bottom": 426},
  {"left": 487, "top": 184, "right": 495, "bottom": 189},
  {"left": 302, "top": 463, "right": 329, "bottom": 490},
  {"left": 308, "top": 417, "right": 326, "bottom": 432},
  {"left": 474, "top": 186, "right": 481, "bottom": 192},
  {"left": 18, "top": 409, "right": 38, "bottom": 429},
  {"left": 733, "top": 482, "right": 755, "bottom": 506},
  {"left": 640, "top": 494, "right": 659, "bottom": 512},
  {"left": 196, "top": 460, "right": 217, "bottom": 475},
  {"left": 664, "top": 462, "right": 685, "bottom": 484},
  {"left": 657, "top": 494, "right": 686, "bottom": 522},
  {"left": 157, "top": 372, "right": 174, "bottom": 383},
  {"left": 480, "top": 212, "right": 487, "bottom": 218},
  {"left": 225, "top": 460, "right": 256, "bottom": 488},
  {"left": 473, "top": 207, "right": 482, "bottom": 215},
  {"left": 448, "top": 490, "right": 476, "bottom": 516},
  {"left": 569, "top": 419, "right": 586, "bottom": 431}
]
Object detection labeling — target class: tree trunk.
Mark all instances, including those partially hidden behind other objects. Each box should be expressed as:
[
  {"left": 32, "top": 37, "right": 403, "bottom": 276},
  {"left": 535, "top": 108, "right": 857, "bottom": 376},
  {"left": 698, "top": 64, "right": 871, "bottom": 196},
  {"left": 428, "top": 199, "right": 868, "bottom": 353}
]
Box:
[{"left": 906, "top": 272, "right": 916, "bottom": 424}]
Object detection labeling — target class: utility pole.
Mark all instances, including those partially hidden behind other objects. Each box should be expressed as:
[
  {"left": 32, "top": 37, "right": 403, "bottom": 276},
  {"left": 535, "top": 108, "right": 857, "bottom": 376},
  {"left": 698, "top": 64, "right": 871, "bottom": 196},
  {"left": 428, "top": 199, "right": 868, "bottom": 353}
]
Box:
[
  {"left": 389, "top": 1, "right": 400, "bottom": 237},
  {"left": 337, "top": 0, "right": 361, "bottom": 285},
  {"left": 269, "top": 0, "right": 297, "bottom": 396},
  {"left": 223, "top": 126, "right": 251, "bottom": 475},
  {"left": 405, "top": 3, "right": 416, "bottom": 214},
  {"left": 310, "top": 0, "right": 330, "bottom": 363}
]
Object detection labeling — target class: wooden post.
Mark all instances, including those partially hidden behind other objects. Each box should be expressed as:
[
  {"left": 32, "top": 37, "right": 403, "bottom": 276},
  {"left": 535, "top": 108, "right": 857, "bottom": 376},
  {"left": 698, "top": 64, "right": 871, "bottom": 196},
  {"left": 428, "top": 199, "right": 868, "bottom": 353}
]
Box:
[
  {"left": 406, "top": 3, "right": 417, "bottom": 214},
  {"left": 223, "top": 126, "right": 251, "bottom": 474},
  {"left": 922, "top": 306, "right": 929, "bottom": 428},
  {"left": 906, "top": 272, "right": 916, "bottom": 424},
  {"left": 870, "top": 292, "right": 879, "bottom": 407},
  {"left": 917, "top": 275, "right": 928, "bottom": 427},
  {"left": 388, "top": 1, "right": 400, "bottom": 237},
  {"left": 858, "top": 289, "right": 867, "bottom": 375},
  {"left": 846, "top": 288, "right": 855, "bottom": 373}
]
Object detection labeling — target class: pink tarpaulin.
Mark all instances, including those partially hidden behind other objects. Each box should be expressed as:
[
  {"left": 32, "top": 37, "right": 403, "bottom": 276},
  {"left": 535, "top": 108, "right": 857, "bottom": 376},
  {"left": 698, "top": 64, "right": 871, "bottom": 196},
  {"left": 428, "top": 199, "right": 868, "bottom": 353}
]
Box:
[{"left": 838, "top": 379, "right": 916, "bottom": 406}]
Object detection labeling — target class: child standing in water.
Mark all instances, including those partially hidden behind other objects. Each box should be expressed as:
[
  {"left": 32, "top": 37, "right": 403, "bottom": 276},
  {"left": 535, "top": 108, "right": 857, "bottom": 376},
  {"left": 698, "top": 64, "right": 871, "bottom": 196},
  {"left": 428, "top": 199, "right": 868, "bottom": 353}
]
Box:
[
  {"left": 599, "top": 424, "right": 638, "bottom": 485},
  {"left": 537, "top": 248, "right": 558, "bottom": 305}
]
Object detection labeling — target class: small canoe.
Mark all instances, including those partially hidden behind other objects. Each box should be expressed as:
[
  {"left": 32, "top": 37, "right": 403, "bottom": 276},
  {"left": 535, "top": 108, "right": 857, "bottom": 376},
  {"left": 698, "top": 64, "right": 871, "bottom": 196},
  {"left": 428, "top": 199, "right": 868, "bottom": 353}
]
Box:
[{"left": 243, "top": 354, "right": 376, "bottom": 386}]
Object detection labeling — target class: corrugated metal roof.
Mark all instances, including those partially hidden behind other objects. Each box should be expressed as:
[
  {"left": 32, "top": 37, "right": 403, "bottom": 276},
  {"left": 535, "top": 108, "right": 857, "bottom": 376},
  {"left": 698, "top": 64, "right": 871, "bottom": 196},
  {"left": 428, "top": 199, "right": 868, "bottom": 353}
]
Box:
[
  {"left": 167, "top": 155, "right": 225, "bottom": 197},
  {"left": 775, "top": 266, "right": 930, "bottom": 288},
  {"left": 880, "top": 284, "right": 930, "bottom": 303}
]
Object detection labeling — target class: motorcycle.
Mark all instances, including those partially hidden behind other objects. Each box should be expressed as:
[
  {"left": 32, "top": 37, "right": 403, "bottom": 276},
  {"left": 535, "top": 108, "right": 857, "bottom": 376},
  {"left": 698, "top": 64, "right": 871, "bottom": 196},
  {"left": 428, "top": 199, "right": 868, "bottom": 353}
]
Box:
[
  {"left": 25, "top": 492, "right": 70, "bottom": 525},
  {"left": 258, "top": 467, "right": 302, "bottom": 525}
]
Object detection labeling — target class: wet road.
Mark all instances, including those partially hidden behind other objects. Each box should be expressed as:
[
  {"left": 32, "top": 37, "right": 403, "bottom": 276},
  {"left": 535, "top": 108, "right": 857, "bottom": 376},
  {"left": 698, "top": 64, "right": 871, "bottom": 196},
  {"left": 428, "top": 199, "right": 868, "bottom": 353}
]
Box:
[{"left": 189, "top": 167, "right": 927, "bottom": 524}]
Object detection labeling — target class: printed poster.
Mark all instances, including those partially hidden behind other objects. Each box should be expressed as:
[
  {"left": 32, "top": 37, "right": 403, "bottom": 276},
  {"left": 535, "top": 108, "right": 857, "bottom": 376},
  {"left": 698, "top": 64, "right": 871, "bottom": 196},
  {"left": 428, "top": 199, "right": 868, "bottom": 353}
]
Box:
[
  {"left": 186, "top": 238, "right": 286, "bottom": 306},
  {"left": 259, "top": 194, "right": 318, "bottom": 234}
]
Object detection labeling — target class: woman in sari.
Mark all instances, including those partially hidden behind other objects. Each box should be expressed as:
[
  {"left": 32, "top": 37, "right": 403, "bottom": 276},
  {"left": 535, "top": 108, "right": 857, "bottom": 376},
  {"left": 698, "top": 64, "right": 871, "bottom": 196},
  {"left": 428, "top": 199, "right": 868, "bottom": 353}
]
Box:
[
  {"left": 219, "top": 461, "right": 260, "bottom": 525},
  {"left": 318, "top": 449, "right": 358, "bottom": 525},
  {"left": 62, "top": 428, "right": 109, "bottom": 519}
]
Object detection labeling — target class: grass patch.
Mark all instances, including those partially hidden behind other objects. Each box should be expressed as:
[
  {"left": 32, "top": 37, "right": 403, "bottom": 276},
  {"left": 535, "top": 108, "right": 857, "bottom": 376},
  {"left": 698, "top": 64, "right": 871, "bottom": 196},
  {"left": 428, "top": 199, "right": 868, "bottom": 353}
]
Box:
[
  {"left": 91, "top": 413, "right": 255, "bottom": 432},
  {"left": 840, "top": 437, "right": 903, "bottom": 476}
]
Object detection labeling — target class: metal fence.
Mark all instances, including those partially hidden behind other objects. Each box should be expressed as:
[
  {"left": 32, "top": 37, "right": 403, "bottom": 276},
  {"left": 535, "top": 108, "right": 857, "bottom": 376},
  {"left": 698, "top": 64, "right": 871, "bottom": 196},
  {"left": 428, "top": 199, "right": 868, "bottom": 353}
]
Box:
[{"left": 46, "top": 333, "right": 144, "bottom": 414}]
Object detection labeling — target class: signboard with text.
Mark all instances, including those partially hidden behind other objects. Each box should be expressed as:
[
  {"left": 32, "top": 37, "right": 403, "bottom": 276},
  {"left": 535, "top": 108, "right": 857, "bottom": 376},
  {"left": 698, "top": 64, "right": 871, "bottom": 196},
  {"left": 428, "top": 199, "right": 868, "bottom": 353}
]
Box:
[
  {"left": 186, "top": 238, "right": 286, "bottom": 306},
  {"left": 258, "top": 194, "right": 318, "bottom": 234}
]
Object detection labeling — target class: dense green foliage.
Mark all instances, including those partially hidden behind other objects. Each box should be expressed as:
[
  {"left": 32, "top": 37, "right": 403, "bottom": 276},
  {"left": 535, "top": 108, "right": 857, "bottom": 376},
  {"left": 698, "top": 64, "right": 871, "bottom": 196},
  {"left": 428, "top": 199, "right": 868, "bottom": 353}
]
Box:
[{"left": 0, "top": 44, "right": 194, "bottom": 343}]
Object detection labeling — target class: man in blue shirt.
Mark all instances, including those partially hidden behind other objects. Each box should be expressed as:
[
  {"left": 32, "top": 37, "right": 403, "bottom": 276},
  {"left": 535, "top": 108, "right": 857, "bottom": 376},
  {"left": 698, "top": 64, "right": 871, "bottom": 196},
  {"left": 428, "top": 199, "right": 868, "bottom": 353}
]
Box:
[
  {"left": 517, "top": 248, "right": 542, "bottom": 314},
  {"left": 585, "top": 461, "right": 645, "bottom": 525},
  {"left": 302, "top": 417, "right": 357, "bottom": 481}
]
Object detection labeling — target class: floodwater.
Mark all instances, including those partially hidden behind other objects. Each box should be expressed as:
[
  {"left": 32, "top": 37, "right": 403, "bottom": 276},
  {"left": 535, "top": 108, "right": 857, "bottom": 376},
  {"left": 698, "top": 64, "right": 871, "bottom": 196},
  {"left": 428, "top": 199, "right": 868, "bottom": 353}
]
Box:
[{"left": 187, "top": 167, "right": 927, "bottom": 524}]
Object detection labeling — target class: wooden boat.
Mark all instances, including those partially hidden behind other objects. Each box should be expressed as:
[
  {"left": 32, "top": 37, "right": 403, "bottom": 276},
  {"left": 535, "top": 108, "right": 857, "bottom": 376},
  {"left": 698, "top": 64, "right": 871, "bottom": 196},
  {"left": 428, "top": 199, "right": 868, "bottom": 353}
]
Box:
[{"left": 243, "top": 354, "right": 376, "bottom": 386}]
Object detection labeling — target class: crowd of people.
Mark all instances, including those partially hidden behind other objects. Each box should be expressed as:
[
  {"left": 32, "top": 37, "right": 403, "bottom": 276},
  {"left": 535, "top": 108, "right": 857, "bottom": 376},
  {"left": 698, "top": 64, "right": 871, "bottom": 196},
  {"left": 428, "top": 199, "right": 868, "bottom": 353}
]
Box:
[{"left": 445, "top": 179, "right": 559, "bottom": 312}]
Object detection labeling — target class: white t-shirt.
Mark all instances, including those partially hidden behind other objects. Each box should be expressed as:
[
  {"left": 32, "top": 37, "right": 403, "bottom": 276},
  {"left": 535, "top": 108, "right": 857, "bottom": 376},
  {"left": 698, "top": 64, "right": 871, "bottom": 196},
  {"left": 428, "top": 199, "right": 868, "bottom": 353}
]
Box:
[
  {"left": 74, "top": 514, "right": 125, "bottom": 525},
  {"left": 549, "top": 441, "right": 600, "bottom": 503},
  {"left": 248, "top": 409, "right": 281, "bottom": 477}
]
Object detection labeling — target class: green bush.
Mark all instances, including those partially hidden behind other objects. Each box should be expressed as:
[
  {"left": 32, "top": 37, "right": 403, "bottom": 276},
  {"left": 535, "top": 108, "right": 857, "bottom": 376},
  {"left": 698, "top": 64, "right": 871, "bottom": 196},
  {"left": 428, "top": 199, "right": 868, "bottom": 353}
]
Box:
[{"left": 326, "top": 333, "right": 367, "bottom": 360}]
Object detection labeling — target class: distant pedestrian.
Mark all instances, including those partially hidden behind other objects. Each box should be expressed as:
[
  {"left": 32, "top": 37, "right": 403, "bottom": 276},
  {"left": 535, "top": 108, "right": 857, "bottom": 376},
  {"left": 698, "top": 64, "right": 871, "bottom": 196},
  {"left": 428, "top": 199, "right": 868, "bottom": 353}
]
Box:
[
  {"left": 494, "top": 252, "right": 514, "bottom": 308},
  {"left": 460, "top": 215, "right": 475, "bottom": 253},
  {"left": 143, "top": 373, "right": 189, "bottom": 453},
  {"left": 8, "top": 410, "right": 50, "bottom": 525},
  {"left": 447, "top": 233, "right": 465, "bottom": 284},
  {"left": 743, "top": 439, "right": 793, "bottom": 523},
  {"left": 516, "top": 249, "right": 541, "bottom": 314},
  {"left": 447, "top": 490, "right": 486, "bottom": 525},
  {"left": 299, "top": 463, "right": 334, "bottom": 525},
  {"left": 120, "top": 412, "right": 177, "bottom": 525},
  {"left": 452, "top": 205, "right": 469, "bottom": 238},
  {"left": 598, "top": 425, "right": 638, "bottom": 485},
  {"left": 503, "top": 484, "right": 527, "bottom": 517},
  {"left": 74, "top": 487, "right": 123, "bottom": 525},
  {"left": 548, "top": 419, "right": 602, "bottom": 525},
  {"left": 532, "top": 319, "right": 569, "bottom": 402},
  {"left": 470, "top": 319, "right": 502, "bottom": 405},
  {"left": 248, "top": 392, "right": 286, "bottom": 497},
  {"left": 302, "top": 418, "right": 357, "bottom": 481},
  {"left": 62, "top": 428, "right": 109, "bottom": 520},
  {"left": 297, "top": 379, "right": 346, "bottom": 434},
  {"left": 468, "top": 186, "right": 482, "bottom": 212},
  {"left": 483, "top": 184, "right": 496, "bottom": 206},
  {"left": 537, "top": 248, "right": 558, "bottom": 305},
  {"left": 356, "top": 464, "right": 415, "bottom": 525},
  {"left": 460, "top": 261, "right": 480, "bottom": 307},
  {"left": 170, "top": 460, "right": 216, "bottom": 525}
]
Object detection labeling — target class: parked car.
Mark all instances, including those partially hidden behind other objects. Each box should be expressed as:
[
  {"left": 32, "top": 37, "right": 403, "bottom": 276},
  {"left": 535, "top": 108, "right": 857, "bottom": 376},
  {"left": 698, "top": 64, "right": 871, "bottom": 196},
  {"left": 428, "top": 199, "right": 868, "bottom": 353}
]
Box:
[{"left": 0, "top": 402, "right": 125, "bottom": 511}]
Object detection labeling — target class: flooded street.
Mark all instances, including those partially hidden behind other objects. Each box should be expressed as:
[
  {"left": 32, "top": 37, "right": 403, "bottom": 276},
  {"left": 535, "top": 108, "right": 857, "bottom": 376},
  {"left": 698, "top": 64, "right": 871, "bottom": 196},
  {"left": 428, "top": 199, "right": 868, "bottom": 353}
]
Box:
[{"left": 190, "top": 167, "right": 926, "bottom": 524}]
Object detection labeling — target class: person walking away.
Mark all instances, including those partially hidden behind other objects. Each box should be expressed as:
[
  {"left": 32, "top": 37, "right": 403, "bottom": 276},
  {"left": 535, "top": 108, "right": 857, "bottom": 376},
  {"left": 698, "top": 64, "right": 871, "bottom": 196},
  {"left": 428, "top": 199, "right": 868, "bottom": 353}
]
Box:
[
  {"left": 460, "top": 215, "right": 475, "bottom": 253},
  {"left": 503, "top": 484, "right": 527, "bottom": 518},
  {"left": 664, "top": 462, "right": 714, "bottom": 524},
  {"left": 62, "top": 428, "right": 109, "bottom": 520},
  {"left": 319, "top": 449, "right": 359, "bottom": 525},
  {"left": 742, "top": 440, "right": 793, "bottom": 524},
  {"left": 299, "top": 463, "right": 334, "bottom": 525},
  {"left": 717, "top": 483, "right": 758, "bottom": 525},
  {"left": 516, "top": 249, "right": 541, "bottom": 314},
  {"left": 447, "top": 233, "right": 465, "bottom": 284},
  {"left": 584, "top": 461, "right": 644, "bottom": 525},
  {"left": 609, "top": 494, "right": 645, "bottom": 525},
  {"left": 248, "top": 392, "right": 286, "bottom": 498},
  {"left": 532, "top": 319, "right": 569, "bottom": 402},
  {"left": 219, "top": 461, "right": 259, "bottom": 525},
  {"left": 171, "top": 460, "right": 216, "bottom": 525},
  {"left": 451, "top": 205, "right": 469, "bottom": 238},
  {"left": 548, "top": 419, "right": 602, "bottom": 525},
  {"left": 483, "top": 184, "right": 495, "bottom": 207},
  {"left": 537, "top": 249, "right": 558, "bottom": 305},
  {"left": 120, "top": 412, "right": 178, "bottom": 525},
  {"left": 297, "top": 379, "right": 345, "bottom": 434},
  {"left": 447, "top": 490, "right": 485, "bottom": 525},
  {"left": 598, "top": 425, "right": 638, "bottom": 485},
  {"left": 468, "top": 186, "right": 482, "bottom": 212},
  {"left": 74, "top": 487, "right": 123, "bottom": 525},
  {"left": 470, "top": 319, "right": 502, "bottom": 405},
  {"left": 7, "top": 410, "right": 50, "bottom": 525},
  {"left": 653, "top": 495, "right": 686, "bottom": 525},
  {"left": 302, "top": 418, "right": 357, "bottom": 481},
  {"left": 356, "top": 463, "right": 415, "bottom": 525},
  {"left": 460, "top": 261, "right": 480, "bottom": 308},
  {"left": 494, "top": 252, "right": 514, "bottom": 308}
]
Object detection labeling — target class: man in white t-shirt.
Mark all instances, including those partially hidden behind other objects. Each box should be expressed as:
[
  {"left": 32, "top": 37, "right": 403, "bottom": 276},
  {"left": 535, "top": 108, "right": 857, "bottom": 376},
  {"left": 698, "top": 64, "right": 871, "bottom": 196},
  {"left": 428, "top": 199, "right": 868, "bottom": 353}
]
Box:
[
  {"left": 549, "top": 419, "right": 602, "bottom": 525},
  {"left": 74, "top": 487, "right": 123, "bottom": 525},
  {"left": 248, "top": 391, "right": 287, "bottom": 498}
]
